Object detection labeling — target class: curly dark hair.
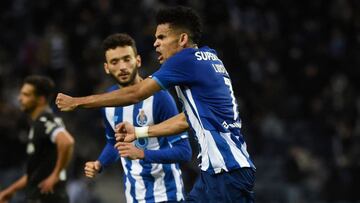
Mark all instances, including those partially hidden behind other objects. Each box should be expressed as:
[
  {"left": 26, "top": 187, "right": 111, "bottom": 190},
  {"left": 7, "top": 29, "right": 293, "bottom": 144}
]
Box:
[
  {"left": 24, "top": 75, "right": 55, "bottom": 101},
  {"left": 102, "top": 33, "right": 138, "bottom": 59},
  {"left": 156, "top": 6, "right": 203, "bottom": 45}
]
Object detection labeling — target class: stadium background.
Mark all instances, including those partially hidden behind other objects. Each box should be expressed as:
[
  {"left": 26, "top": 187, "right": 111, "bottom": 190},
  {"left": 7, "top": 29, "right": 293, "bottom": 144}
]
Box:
[{"left": 1, "top": 0, "right": 360, "bottom": 202}]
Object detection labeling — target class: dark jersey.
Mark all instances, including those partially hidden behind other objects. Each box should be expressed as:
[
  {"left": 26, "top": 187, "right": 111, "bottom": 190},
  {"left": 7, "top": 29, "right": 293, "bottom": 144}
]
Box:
[{"left": 25, "top": 109, "right": 68, "bottom": 202}]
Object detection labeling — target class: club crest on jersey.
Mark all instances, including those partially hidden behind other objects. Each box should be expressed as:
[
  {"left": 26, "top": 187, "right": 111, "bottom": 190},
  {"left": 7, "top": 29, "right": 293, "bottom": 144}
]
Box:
[{"left": 136, "top": 109, "right": 148, "bottom": 126}]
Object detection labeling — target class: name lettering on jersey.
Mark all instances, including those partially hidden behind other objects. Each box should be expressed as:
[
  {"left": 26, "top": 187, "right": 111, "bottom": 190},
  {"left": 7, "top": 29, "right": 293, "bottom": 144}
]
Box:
[
  {"left": 195, "top": 51, "right": 220, "bottom": 61},
  {"left": 212, "top": 63, "right": 229, "bottom": 75}
]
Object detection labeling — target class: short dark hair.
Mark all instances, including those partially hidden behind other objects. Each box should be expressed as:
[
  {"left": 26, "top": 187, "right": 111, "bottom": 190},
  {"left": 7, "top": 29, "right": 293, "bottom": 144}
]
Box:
[
  {"left": 156, "top": 6, "right": 202, "bottom": 45},
  {"left": 24, "top": 75, "right": 55, "bottom": 101},
  {"left": 102, "top": 33, "right": 138, "bottom": 59}
]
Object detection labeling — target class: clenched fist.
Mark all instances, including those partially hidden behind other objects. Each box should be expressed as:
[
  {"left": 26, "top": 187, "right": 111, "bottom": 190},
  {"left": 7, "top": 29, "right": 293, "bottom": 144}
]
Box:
[
  {"left": 84, "top": 161, "right": 102, "bottom": 178},
  {"left": 56, "top": 93, "right": 78, "bottom": 111}
]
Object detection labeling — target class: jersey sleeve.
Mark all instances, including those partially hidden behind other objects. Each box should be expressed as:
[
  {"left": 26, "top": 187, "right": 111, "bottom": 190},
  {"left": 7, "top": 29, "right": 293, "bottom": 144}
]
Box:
[
  {"left": 37, "top": 114, "right": 66, "bottom": 143},
  {"left": 151, "top": 49, "right": 195, "bottom": 89},
  {"left": 98, "top": 142, "right": 119, "bottom": 168},
  {"left": 143, "top": 138, "right": 192, "bottom": 163},
  {"left": 98, "top": 107, "right": 120, "bottom": 169},
  {"left": 102, "top": 108, "right": 116, "bottom": 146},
  {"left": 153, "top": 91, "right": 188, "bottom": 143}
]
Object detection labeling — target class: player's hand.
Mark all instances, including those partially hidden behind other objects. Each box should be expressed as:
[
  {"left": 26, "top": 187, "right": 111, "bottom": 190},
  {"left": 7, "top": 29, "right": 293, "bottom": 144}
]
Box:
[
  {"left": 115, "top": 142, "right": 145, "bottom": 160},
  {"left": 84, "top": 161, "right": 102, "bottom": 178},
  {"left": 115, "top": 122, "right": 136, "bottom": 143},
  {"left": 0, "top": 189, "right": 12, "bottom": 203},
  {"left": 38, "top": 173, "right": 59, "bottom": 194},
  {"left": 56, "top": 93, "right": 78, "bottom": 111}
]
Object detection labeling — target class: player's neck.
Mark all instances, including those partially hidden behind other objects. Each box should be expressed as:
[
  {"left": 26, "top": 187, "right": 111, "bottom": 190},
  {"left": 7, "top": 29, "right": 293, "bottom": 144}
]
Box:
[
  {"left": 30, "top": 104, "right": 49, "bottom": 120},
  {"left": 185, "top": 43, "right": 198, "bottom": 49}
]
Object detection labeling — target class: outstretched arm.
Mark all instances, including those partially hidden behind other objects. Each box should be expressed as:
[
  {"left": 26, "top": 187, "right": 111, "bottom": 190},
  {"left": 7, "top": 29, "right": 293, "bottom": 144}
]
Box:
[{"left": 56, "top": 78, "right": 161, "bottom": 111}]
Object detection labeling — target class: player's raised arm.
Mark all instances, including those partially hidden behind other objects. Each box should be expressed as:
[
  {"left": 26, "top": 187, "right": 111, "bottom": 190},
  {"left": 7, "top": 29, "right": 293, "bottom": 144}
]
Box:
[{"left": 56, "top": 78, "right": 161, "bottom": 111}]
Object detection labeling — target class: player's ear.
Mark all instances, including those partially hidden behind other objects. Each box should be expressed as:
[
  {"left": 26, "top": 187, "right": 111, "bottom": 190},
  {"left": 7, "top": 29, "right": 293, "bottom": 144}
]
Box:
[
  {"left": 136, "top": 55, "right": 141, "bottom": 68},
  {"left": 179, "top": 33, "right": 189, "bottom": 47},
  {"left": 103, "top": 62, "right": 110, "bottom": 74}
]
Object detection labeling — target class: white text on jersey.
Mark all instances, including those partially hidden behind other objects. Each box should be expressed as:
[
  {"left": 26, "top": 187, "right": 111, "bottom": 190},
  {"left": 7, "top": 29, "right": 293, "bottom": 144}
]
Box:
[{"left": 195, "top": 51, "right": 220, "bottom": 61}]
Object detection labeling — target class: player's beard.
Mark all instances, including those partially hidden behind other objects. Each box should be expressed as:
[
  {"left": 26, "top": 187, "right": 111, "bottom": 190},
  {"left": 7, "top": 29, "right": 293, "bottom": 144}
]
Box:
[
  {"left": 112, "top": 68, "right": 138, "bottom": 87},
  {"left": 20, "top": 102, "right": 37, "bottom": 114}
]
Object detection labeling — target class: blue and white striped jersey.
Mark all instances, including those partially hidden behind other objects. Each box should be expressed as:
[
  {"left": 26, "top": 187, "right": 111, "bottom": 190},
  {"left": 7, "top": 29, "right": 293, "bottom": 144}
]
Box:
[
  {"left": 102, "top": 85, "right": 186, "bottom": 203},
  {"left": 152, "top": 46, "right": 256, "bottom": 174}
]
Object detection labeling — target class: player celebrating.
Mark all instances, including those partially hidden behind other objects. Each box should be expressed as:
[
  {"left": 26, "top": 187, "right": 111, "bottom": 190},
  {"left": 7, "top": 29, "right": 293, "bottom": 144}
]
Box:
[
  {"left": 83, "top": 33, "right": 191, "bottom": 202},
  {"left": 56, "top": 6, "right": 255, "bottom": 202}
]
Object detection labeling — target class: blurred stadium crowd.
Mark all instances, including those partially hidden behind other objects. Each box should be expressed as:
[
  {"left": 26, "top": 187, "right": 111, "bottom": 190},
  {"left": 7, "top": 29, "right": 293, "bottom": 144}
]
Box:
[{"left": 1, "top": 0, "right": 360, "bottom": 202}]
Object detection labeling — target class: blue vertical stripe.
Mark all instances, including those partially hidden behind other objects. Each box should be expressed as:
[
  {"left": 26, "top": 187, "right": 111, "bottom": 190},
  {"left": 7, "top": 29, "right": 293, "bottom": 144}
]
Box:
[
  {"left": 163, "top": 164, "right": 177, "bottom": 201},
  {"left": 114, "top": 107, "right": 123, "bottom": 124},
  {"left": 211, "top": 132, "right": 241, "bottom": 170},
  {"left": 139, "top": 160, "right": 155, "bottom": 202},
  {"left": 124, "top": 159, "right": 138, "bottom": 203},
  {"left": 133, "top": 101, "right": 155, "bottom": 202},
  {"left": 230, "top": 134, "right": 255, "bottom": 169},
  {"left": 115, "top": 106, "right": 140, "bottom": 202}
]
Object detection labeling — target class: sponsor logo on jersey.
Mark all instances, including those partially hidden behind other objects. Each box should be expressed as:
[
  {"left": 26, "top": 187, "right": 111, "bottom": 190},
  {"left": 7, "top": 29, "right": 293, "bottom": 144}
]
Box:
[{"left": 195, "top": 51, "right": 220, "bottom": 61}]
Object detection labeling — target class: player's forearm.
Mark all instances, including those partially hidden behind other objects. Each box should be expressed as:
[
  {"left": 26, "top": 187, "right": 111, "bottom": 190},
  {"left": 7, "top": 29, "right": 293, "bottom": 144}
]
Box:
[
  {"left": 148, "top": 113, "right": 189, "bottom": 137},
  {"left": 77, "top": 88, "right": 139, "bottom": 108},
  {"left": 77, "top": 79, "right": 159, "bottom": 108},
  {"left": 53, "top": 132, "right": 74, "bottom": 176},
  {"left": 4, "top": 175, "right": 27, "bottom": 194}
]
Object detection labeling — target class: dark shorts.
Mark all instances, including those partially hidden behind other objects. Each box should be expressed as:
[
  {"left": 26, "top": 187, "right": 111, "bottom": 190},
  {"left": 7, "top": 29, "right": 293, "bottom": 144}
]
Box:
[{"left": 186, "top": 167, "right": 255, "bottom": 203}]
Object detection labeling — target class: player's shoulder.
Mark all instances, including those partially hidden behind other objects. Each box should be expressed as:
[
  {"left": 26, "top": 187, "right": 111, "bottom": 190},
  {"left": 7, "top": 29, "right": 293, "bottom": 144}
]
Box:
[
  {"left": 102, "top": 85, "right": 119, "bottom": 111},
  {"left": 154, "top": 89, "right": 171, "bottom": 97},
  {"left": 152, "top": 90, "right": 176, "bottom": 108},
  {"left": 35, "top": 110, "right": 64, "bottom": 128},
  {"left": 153, "top": 89, "right": 173, "bottom": 101},
  {"left": 37, "top": 110, "right": 56, "bottom": 122}
]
